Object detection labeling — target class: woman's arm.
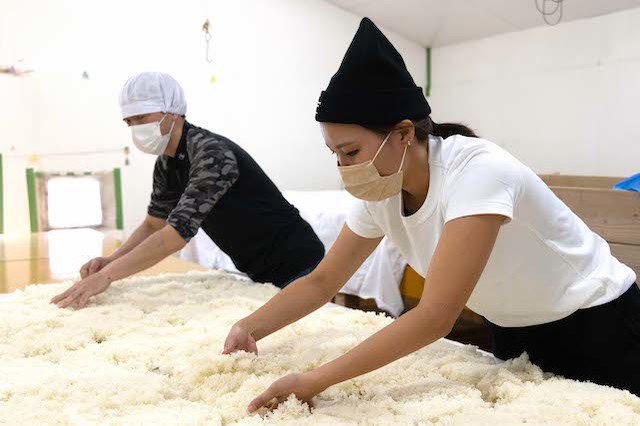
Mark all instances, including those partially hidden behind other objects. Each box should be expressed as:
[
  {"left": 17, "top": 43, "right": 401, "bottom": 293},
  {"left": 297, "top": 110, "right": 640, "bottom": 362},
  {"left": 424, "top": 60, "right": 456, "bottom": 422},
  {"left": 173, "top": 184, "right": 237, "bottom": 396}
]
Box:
[
  {"left": 248, "top": 214, "right": 505, "bottom": 411},
  {"left": 224, "top": 225, "right": 381, "bottom": 353},
  {"left": 311, "top": 214, "right": 504, "bottom": 386}
]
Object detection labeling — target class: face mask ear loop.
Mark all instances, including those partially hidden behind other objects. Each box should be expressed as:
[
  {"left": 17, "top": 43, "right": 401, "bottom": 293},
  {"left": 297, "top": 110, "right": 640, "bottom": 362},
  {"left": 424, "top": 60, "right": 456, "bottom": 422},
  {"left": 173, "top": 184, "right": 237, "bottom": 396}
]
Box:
[
  {"left": 398, "top": 143, "right": 409, "bottom": 173},
  {"left": 167, "top": 116, "right": 176, "bottom": 137},
  {"left": 159, "top": 113, "right": 175, "bottom": 138},
  {"left": 371, "top": 131, "right": 392, "bottom": 163}
]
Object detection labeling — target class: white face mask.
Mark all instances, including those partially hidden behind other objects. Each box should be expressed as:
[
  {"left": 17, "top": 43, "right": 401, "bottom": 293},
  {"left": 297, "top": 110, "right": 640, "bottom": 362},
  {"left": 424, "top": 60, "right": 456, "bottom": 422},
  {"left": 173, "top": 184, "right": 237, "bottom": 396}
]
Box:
[
  {"left": 338, "top": 131, "right": 408, "bottom": 202},
  {"left": 131, "top": 114, "right": 174, "bottom": 155}
]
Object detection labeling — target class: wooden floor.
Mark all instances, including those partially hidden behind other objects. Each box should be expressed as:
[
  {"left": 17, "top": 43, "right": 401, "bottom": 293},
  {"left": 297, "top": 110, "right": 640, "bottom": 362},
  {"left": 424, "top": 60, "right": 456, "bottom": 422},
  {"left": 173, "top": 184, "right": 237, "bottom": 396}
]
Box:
[{"left": 0, "top": 228, "right": 207, "bottom": 293}]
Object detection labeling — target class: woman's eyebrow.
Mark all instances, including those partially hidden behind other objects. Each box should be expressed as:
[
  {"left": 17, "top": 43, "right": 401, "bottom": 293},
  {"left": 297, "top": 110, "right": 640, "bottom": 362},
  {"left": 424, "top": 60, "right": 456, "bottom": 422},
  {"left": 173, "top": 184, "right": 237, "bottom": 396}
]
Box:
[{"left": 334, "top": 141, "right": 355, "bottom": 150}]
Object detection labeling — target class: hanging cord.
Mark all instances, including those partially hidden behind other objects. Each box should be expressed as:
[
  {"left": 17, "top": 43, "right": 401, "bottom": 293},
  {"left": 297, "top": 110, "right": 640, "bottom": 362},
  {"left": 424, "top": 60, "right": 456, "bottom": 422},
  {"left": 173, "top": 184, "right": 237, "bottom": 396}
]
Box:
[
  {"left": 202, "top": 19, "right": 213, "bottom": 63},
  {"left": 535, "top": 0, "right": 564, "bottom": 26},
  {"left": 4, "top": 148, "right": 128, "bottom": 161}
]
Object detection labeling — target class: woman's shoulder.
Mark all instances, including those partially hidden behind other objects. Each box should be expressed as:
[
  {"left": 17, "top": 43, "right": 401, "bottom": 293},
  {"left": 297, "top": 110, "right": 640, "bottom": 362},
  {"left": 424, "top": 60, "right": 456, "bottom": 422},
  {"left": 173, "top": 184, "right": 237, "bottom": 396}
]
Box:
[
  {"left": 435, "top": 135, "right": 521, "bottom": 176},
  {"left": 435, "top": 134, "right": 500, "bottom": 161}
]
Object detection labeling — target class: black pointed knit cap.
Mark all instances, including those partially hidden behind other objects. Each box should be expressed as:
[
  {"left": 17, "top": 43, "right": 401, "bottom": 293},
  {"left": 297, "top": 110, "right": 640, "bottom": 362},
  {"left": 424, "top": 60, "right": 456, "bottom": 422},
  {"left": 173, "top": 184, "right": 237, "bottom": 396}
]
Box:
[{"left": 315, "top": 17, "right": 430, "bottom": 125}]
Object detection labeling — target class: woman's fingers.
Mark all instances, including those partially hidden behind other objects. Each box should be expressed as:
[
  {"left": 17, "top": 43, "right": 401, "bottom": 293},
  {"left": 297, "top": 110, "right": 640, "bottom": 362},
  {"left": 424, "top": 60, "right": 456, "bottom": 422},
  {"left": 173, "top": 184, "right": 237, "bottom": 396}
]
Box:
[
  {"left": 222, "top": 332, "right": 239, "bottom": 354},
  {"left": 248, "top": 387, "right": 278, "bottom": 413},
  {"left": 248, "top": 380, "right": 292, "bottom": 413},
  {"left": 222, "top": 329, "right": 257, "bottom": 355},
  {"left": 262, "top": 396, "right": 287, "bottom": 412},
  {"left": 248, "top": 337, "right": 258, "bottom": 354}
]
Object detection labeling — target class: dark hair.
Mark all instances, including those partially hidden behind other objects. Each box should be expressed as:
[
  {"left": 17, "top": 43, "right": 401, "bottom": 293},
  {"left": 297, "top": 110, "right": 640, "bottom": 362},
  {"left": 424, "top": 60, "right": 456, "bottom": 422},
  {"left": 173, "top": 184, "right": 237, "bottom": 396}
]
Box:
[{"left": 362, "top": 117, "right": 478, "bottom": 142}]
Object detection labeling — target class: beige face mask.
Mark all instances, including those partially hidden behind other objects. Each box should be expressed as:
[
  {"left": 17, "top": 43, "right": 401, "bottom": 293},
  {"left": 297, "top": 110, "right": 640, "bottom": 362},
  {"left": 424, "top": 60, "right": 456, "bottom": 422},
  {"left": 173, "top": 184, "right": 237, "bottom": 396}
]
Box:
[{"left": 338, "top": 132, "right": 408, "bottom": 202}]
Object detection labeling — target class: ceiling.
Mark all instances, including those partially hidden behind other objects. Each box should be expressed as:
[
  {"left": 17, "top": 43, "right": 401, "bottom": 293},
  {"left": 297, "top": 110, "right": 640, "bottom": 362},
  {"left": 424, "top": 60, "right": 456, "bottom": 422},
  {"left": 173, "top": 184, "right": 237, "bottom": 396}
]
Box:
[{"left": 324, "top": 0, "right": 640, "bottom": 47}]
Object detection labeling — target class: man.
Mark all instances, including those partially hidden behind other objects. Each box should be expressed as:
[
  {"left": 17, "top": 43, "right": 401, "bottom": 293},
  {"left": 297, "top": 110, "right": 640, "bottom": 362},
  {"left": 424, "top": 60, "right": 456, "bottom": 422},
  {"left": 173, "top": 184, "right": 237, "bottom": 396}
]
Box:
[{"left": 52, "top": 72, "right": 324, "bottom": 309}]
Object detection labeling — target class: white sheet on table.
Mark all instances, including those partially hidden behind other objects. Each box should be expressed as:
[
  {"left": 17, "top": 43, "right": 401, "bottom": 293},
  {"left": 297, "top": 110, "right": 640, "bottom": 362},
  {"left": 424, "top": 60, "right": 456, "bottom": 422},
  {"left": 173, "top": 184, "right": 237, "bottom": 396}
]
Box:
[{"left": 179, "top": 190, "right": 407, "bottom": 316}]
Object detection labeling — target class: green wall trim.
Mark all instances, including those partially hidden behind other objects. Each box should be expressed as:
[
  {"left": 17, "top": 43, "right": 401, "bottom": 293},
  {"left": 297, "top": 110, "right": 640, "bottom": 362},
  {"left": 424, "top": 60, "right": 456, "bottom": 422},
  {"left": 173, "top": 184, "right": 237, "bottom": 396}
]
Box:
[
  {"left": 425, "top": 47, "right": 431, "bottom": 98},
  {"left": 113, "top": 168, "right": 124, "bottom": 230},
  {"left": 26, "top": 168, "right": 38, "bottom": 233},
  {"left": 0, "top": 154, "right": 4, "bottom": 234}
]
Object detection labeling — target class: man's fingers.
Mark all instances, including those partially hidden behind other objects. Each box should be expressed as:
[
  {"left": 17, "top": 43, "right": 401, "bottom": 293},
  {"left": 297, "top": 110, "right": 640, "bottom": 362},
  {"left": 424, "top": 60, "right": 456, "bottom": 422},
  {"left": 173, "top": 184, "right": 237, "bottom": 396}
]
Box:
[
  {"left": 88, "top": 260, "right": 100, "bottom": 275},
  {"left": 51, "top": 288, "right": 73, "bottom": 304},
  {"left": 80, "top": 263, "right": 89, "bottom": 279},
  {"left": 58, "top": 289, "right": 83, "bottom": 309},
  {"left": 59, "top": 293, "right": 78, "bottom": 309},
  {"left": 50, "top": 285, "right": 78, "bottom": 304},
  {"left": 57, "top": 295, "right": 75, "bottom": 309},
  {"left": 77, "top": 293, "right": 90, "bottom": 309}
]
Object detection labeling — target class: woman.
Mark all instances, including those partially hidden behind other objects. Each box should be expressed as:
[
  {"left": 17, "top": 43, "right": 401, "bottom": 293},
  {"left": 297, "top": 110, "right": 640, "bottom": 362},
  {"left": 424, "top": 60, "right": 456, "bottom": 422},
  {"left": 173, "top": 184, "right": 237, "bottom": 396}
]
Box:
[{"left": 223, "top": 18, "right": 639, "bottom": 410}]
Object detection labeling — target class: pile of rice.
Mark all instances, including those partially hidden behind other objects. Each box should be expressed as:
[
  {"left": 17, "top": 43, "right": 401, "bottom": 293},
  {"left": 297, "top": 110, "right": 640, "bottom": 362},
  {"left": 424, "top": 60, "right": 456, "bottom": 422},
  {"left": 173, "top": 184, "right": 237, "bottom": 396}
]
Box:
[{"left": 1, "top": 271, "right": 638, "bottom": 425}]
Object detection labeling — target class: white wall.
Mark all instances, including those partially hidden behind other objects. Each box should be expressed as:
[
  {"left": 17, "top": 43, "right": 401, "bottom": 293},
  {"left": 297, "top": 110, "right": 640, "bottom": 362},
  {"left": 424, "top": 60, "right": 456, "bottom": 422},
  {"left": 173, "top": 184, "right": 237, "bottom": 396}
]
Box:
[
  {"left": 0, "top": 0, "right": 426, "bottom": 235},
  {"left": 430, "top": 7, "right": 640, "bottom": 177}
]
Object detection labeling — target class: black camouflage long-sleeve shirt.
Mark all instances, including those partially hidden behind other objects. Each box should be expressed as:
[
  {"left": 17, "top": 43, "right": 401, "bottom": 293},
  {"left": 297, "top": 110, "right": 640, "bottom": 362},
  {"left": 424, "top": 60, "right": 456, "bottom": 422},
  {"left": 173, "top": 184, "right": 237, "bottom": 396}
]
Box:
[
  {"left": 148, "top": 122, "right": 324, "bottom": 286},
  {"left": 148, "top": 127, "right": 240, "bottom": 240}
]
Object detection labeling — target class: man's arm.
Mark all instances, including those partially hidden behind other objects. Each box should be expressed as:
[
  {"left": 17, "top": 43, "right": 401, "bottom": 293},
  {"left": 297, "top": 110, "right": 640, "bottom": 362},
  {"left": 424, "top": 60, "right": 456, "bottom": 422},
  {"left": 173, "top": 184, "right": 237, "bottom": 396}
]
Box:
[
  {"left": 108, "top": 215, "right": 166, "bottom": 261},
  {"left": 52, "top": 223, "right": 186, "bottom": 308},
  {"left": 79, "top": 215, "right": 167, "bottom": 278},
  {"left": 99, "top": 224, "right": 186, "bottom": 283},
  {"left": 53, "top": 139, "right": 239, "bottom": 309}
]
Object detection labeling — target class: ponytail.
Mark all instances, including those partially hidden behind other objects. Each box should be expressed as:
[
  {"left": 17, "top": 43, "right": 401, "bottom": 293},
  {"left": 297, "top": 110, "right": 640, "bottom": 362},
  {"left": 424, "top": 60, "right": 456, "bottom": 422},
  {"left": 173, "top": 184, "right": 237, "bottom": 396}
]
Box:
[
  {"left": 431, "top": 120, "right": 477, "bottom": 139},
  {"left": 363, "top": 117, "right": 478, "bottom": 142}
]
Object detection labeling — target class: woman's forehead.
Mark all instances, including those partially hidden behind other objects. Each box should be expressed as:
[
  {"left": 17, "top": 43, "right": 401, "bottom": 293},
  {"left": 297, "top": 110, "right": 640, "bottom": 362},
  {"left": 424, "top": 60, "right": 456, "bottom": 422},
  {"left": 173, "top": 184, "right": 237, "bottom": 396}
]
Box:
[{"left": 321, "top": 123, "right": 370, "bottom": 142}]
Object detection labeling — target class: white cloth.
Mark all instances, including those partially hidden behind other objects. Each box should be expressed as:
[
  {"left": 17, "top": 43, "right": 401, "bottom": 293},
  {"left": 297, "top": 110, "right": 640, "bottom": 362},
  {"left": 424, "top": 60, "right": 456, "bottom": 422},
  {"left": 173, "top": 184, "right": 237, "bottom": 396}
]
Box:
[
  {"left": 282, "top": 191, "right": 406, "bottom": 316},
  {"left": 179, "top": 190, "right": 407, "bottom": 316},
  {"left": 119, "top": 72, "right": 187, "bottom": 119},
  {"left": 347, "top": 135, "right": 636, "bottom": 327}
]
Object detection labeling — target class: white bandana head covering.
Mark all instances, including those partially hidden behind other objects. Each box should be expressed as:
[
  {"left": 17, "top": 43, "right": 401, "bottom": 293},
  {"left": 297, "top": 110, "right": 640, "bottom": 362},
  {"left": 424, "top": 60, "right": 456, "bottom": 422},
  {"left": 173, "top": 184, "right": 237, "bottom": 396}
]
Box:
[{"left": 119, "top": 72, "right": 187, "bottom": 119}]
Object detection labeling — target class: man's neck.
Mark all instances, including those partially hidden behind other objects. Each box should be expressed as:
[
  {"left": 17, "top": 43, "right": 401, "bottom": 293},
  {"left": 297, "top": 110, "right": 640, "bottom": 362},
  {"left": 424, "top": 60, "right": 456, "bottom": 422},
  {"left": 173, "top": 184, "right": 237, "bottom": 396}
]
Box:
[{"left": 165, "top": 119, "right": 185, "bottom": 158}]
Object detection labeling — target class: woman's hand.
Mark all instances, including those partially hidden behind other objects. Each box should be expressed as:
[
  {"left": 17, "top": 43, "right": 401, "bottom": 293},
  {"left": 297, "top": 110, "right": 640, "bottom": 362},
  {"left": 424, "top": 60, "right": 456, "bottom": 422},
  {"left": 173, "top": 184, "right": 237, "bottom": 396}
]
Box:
[
  {"left": 222, "top": 323, "right": 258, "bottom": 355},
  {"left": 50, "top": 272, "right": 111, "bottom": 309},
  {"left": 248, "top": 372, "right": 324, "bottom": 413},
  {"left": 80, "top": 256, "right": 112, "bottom": 279}
]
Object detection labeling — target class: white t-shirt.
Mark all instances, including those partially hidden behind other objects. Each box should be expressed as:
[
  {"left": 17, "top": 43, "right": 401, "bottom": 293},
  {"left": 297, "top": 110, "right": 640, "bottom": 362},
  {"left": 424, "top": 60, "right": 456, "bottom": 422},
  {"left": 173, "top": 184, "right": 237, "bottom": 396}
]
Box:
[{"left": 347, "top": 135, "right": 636, "bottom": 327}]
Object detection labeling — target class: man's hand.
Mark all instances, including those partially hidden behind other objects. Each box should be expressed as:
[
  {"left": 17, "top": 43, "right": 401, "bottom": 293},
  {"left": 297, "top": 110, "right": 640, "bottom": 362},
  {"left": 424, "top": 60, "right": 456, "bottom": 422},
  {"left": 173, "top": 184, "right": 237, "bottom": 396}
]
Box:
[
  {"left": 80, "top": 256, "right": 111, "bottom": 279},
  {"left": 50, "top": 272, "right": 111, "bottom": 309}
]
